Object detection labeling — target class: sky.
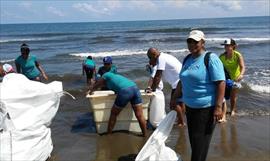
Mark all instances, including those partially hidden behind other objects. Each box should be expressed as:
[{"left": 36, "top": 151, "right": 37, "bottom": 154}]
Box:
[{"left": 1, "top": 0, "right": 269, "bottom": 24}]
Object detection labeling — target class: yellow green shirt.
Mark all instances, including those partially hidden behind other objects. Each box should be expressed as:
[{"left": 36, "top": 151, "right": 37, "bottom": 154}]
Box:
[{"left": 219, "top": 50, "right": 242, "bottom": 81}]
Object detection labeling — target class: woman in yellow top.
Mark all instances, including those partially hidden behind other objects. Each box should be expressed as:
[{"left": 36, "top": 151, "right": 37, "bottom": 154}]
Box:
[{"left": 219, "top": 38, "right": 245, "bottom": 116}]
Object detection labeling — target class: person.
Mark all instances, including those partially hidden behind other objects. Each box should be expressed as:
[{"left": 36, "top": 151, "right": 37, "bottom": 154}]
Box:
[
  {"left": 97, "top": 56, "right": 117, "bottom": 77},
  {"left": 15, "top": 43, "right": 48, "bottom": 81},
  {"left": 145, "top": 64, "right": 166, "bottom": 127},
  {"left": 146, "top": 47, "right": 185, "bottom": 126},
  {"left": 82, "top": 55, "right": 96, "bottom": 86},
  {"left": 87, "top": 72, "right": 147, "bottom": 136},
  {"left": 220, "top": 38, "right": 246, "bottom": 116},
  {"left": 171, "top": 30, "right": 225, "bottom": 161},
  {"left": 0, "top": 63, "right": 15, "bottom": 77}
]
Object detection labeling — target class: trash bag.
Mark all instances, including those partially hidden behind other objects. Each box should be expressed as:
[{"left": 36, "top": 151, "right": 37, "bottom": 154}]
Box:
[
  {"left": 0, "top": 73, "right": 63, "bottom": 161},
  {"left": 149, "top": 90, "right": 166, "bottom": 128},
  {"left": 135, "top": 111, "right": 182, "bottom": 161}
]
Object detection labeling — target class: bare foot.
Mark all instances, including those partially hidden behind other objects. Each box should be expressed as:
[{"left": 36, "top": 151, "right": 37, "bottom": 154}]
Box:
[
  {"left": 231, "top": 111, "right": 236, "bottom": 116},
  {"left": 218, "top": 118, "right": 227, "bottom": 123},
  {"left": 177, "top": 122, "right": 186, "bottom": 127}
]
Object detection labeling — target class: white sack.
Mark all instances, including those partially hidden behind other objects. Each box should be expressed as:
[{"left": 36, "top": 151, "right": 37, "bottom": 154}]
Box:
[
  {"left": 135, "top": 111, "right": 182, "bottom": 161},
  {"left": 0, "top": 73, "right": 63, "bottom": 161},
  {"left": 0, "top": 73, "right": 62, "bottom": 130},
  {"left": 1, "top": 127, "right": 53, "bottom": 161},
  {"left": 149, "top": 90, "right": 166, "bottom": 127}
]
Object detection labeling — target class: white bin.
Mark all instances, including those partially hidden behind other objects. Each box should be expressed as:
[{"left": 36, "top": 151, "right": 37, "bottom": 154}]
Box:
[{"left": 86, "top": 90, "right": 152, "bottom": 134}]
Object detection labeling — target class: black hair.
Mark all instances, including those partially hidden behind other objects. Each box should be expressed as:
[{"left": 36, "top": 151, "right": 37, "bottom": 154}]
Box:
[
  {"left": 20, "top": 43, "right": 30, "bottom": 53},
  {"left": 87, "top": 56, "right": 93, "bottom": 59},
  {"left": 230, "top": 39, "right": 236, "bottom": 45},
  {"left": 230, "top": 39, "right": 237, "bottom": 50}
]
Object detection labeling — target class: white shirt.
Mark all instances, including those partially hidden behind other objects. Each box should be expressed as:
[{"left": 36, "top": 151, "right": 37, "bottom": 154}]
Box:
[{"left": 156, "top": 53, "right": 182, "bottom": 89}]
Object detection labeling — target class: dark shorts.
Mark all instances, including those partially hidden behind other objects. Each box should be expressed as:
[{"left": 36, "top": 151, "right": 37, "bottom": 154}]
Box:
[
  {"left": 114, "top": 86, "right": 142, "bottom": 108},
  {"left": 84, "top": 65, "right": 95, "bottom": 79},
  {"left": 85, "top": 64, "right": 95, "bottom": 70}
]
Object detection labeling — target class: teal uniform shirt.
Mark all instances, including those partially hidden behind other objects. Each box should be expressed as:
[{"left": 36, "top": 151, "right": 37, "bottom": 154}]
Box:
[
  {"left": 85, "top": 59, "right": 95, "bottom": 68},
  {"left": 102, "top": 72, "right": 136, "bottom": 93},
  {"left": 98, "top": 65, "right": 117, "bottom": 76},
  {"left": 109, "top": 65, "right": 117, "bottom": 73},
  {"left": 15, "top": 55, "right": 40, "bottom": 79}
]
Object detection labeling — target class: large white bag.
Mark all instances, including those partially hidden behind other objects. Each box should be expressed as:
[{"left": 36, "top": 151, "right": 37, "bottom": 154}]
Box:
[
  {"left": 149, "top": 90, "right": 166, "bottom": 127},
  {"left": 136, "top": 111, "right": 182, "bottom": 161},
  {"left": 0, "top": 73, "right": 63, "bottom": 161}
]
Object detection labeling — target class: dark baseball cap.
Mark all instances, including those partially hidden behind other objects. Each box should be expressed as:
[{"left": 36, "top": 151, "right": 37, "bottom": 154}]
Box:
[{"left": 103, "top": 56, "right": 112, "bottom": 64}]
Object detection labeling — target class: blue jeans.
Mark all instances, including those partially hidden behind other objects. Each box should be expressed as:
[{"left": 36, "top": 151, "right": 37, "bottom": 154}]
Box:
[{"left": 114, "top": 86, "right": 142, "bottom": 108}]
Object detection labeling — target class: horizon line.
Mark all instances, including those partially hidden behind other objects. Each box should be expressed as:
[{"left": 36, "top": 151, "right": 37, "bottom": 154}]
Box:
[{"left": 1, "top": 15, "right": 269, "bottom": 25}]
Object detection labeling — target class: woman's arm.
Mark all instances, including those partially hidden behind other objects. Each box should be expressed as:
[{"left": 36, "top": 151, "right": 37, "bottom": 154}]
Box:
[
  {"left": 214, "top": 80, "right": 225, "bottom": 122},
  {"left": 170, "top": 80, "right": 183, "bottom": 108},
  {"left": 237, "top": 55, "right": 245, "bottom": 81},
  {"left": 15, "top": 62, "right": 21, "bottom": 73},
  {"left": 35, "top": 61, "right": 48, "bottom": 80}
]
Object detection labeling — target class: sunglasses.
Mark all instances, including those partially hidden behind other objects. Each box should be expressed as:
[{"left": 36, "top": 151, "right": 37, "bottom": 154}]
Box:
[{"left": 187, "top": 39, "right": 199, "bottom": 44}]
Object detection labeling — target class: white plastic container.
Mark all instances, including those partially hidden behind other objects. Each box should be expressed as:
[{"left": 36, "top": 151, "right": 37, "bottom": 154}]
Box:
[
  {"left": 149, "top": 90, "right": 166, "bottom": 128},
  {"left": 86, "top": 90, "right": 152, "bottom": 134}
]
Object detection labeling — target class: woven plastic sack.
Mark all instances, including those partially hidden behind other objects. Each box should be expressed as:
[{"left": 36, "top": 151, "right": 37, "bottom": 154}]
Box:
[
  {"left": 0, "top": 73, "right": 63, "bottom": 161},
  {"left": 135, "top": 111, "right": 182, "bottom": 161}
]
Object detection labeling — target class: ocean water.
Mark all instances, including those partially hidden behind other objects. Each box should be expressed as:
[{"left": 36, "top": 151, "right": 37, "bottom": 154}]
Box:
[{"left": 1, "top": 16, "right": 269, "bottom": 116}]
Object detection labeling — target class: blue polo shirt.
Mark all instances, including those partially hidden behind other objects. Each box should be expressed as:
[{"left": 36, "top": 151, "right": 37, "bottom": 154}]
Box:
[
  {"left": 102, "top": 72, "right": 136, "bottom": 93},
  {"left": 180, "top": 52, "right": 225, "bottom": 108},
  {"left": 15, "top": 55, "right": 40, "bottom": 79}
]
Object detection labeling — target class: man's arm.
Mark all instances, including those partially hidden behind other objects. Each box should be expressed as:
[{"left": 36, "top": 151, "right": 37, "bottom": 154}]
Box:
[
  {"left": 151, "top": 70, "right": 162, "bottom": 91},
  {"left": 87, "top": 78, "right": 106, "bottom": 95}
]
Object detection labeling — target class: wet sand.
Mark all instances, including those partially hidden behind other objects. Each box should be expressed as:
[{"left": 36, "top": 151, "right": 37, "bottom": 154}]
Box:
[{"left": 49, "top": 94, "right": 270, "bottom": 161}]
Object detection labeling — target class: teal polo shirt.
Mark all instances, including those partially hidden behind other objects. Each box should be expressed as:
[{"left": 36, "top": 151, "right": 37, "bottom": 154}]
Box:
[
  {"left": 15, "top": 55, "right": 40, "bottom": 79},
  {"left": 102, "top": 72, "right": 136, "bottom": 93}
]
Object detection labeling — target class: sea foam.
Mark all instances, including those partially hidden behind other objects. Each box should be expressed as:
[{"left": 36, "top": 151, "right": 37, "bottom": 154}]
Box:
[
  {"left": 0, "top": 59, "right": 14, "bottom": 63},
  {"left": 0, "top": 37, "right": 59, "bottom": 43},
  {"left": 249, "top": 83, "right": 270, "bottom": 94},
  {"left": 70, "top": 49, "right": 188, "bottom": 58},
  {"left": 206, "top": 37, "right": 270, "bottom": 42}
]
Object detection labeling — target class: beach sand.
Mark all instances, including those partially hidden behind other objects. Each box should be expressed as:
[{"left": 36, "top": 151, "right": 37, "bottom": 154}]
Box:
[{"left": 49, "top": 93, "right": 270, "bottom": 161}]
